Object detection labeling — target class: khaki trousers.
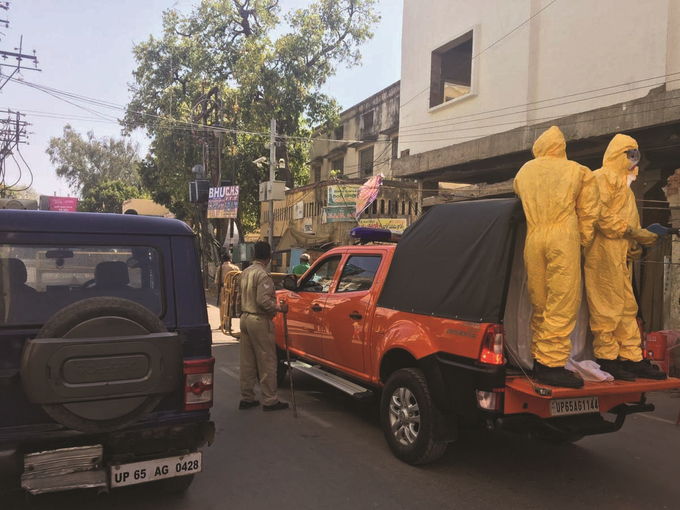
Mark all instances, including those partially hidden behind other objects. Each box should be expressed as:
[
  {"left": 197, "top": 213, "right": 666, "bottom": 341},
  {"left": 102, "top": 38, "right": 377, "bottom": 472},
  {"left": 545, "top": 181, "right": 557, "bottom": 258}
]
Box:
[{"left": 239, "top": 313, "right": 279, "bottom": 406}]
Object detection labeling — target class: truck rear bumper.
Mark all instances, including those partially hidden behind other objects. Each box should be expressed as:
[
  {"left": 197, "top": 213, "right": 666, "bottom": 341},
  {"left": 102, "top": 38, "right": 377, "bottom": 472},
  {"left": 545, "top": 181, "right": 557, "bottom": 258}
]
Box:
[{"left": 0, "top": 421, "right": 215, "bottom": 494}]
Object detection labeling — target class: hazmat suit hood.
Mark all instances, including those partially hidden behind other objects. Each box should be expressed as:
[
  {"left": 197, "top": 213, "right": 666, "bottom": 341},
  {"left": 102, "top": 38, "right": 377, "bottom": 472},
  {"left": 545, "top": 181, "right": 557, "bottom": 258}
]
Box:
[
  {"left": 532, "top": 126, "right": 567, "bottom": 159},
  {"left": 602, "top": 134, "right": 638, "bottom": 175}
]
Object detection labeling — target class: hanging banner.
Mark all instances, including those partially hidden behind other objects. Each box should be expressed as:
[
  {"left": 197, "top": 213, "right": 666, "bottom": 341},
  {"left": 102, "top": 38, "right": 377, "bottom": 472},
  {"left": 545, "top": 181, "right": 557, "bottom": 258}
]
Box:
[
  {"left": 208, "top": 186, "right": 239, "bottom": 218},
  {"left": 328, "top": 184, "right": 360, "bottom": 207},
  {"left": 49, "top": 196, "right": 78, "bottom": 212},
  {"left": 356, "top": 173, "right": 384, "bottom": 219},
  {"left": 322, "top": 206, "right": 355, "bottom": 223},
  {"left": 358, "top": 218, "right": 408, "bottom": 233}
]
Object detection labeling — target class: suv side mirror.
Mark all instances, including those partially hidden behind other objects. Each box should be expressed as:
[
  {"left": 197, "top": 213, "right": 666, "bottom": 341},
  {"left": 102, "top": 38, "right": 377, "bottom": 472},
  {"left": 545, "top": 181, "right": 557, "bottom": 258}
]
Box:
[{"left": 283, "top": 275, "right": 298, "bottom": 291}]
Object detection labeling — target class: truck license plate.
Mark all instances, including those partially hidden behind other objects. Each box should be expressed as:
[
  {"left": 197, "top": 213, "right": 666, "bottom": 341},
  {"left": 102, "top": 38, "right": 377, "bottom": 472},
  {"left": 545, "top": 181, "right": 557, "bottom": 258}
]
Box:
[
  {"left": 110, "top": 452, "right": 202, "bottom": 488},
  {"left": 550, "top": 397, "right": 599, "bottom": 417}
]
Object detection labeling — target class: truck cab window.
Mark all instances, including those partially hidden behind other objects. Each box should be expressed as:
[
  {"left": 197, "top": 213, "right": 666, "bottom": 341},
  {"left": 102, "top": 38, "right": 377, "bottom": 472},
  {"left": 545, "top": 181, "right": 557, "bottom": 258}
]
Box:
[
  {"left": 299, "top": 256, "right": 342, "bottom": 293},
  {"left": 336, "top": 256, "right": 382, "bottom": 293}
]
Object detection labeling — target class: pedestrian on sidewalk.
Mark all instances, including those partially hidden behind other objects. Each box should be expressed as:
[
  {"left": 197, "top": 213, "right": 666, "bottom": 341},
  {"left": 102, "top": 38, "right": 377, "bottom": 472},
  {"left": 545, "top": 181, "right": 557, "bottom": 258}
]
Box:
[
  {"left": 237, "top": 241, "right": 289, "bottom": 411},
  {"left": 215, "top": 251, "right": 240, "bottom": 308}
]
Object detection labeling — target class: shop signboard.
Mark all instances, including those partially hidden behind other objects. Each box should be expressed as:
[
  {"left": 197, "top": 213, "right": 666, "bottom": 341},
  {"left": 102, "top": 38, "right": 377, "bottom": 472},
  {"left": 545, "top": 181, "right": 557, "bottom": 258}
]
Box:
[
  {"left": 208, "top": 186, "right": 239, "bottom": 219},
  {"left": 321, "top": 206, "right": 354, "bottom": 224},
  {"left": 358, "top": 218, "right": 408, "bottom": 233}
]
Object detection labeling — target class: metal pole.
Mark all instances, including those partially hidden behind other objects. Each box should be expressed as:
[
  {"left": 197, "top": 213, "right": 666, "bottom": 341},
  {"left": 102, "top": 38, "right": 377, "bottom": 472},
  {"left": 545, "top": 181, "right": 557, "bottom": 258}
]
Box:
[{"left": 269, "top": 118, "right": 276, "bottom": 257}]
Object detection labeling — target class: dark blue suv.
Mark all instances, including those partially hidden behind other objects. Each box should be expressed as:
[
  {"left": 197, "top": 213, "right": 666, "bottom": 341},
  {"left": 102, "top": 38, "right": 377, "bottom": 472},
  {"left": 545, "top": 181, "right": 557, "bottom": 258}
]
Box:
[{"left": 0, "top": 210, "right": 215, "bottom": 496}]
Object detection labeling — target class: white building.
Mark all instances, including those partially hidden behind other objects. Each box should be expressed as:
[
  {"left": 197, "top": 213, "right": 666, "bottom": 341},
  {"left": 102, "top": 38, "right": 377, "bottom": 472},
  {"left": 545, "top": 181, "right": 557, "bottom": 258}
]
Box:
[{"left": 394, "top": 0, "right": 680, "bottom": 332}]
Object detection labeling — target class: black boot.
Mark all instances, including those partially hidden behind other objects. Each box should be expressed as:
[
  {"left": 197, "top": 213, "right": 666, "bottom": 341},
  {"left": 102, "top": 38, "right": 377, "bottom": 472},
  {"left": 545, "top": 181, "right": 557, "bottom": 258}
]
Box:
[
  {"left": 596, "top": 359, "right": 636, "bottom": 381},
  {"left": 534, "top": 361, "right": 584, "bottom": 388},
  {"left": 620, "top": 360, "right": 667, "bottom": 380}
]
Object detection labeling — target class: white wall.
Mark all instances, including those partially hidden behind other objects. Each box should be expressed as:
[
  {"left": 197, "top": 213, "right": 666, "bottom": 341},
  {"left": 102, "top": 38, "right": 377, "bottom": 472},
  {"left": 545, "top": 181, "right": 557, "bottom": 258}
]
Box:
[{"left": 400, "top": 0, "right": 678, "bottom": 156}]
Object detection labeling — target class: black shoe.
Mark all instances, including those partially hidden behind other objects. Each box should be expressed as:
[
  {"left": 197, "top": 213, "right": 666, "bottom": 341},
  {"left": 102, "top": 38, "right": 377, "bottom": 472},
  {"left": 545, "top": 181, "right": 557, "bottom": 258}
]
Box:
[
  {"left": 620, "top": 360, "right": 667, "bottom": 380},
  {"left": 263, "top": 401, "right": 289, "bottom": 412},
  {"left": 238, "top": 400, "right": 260, "bottom": 410},
  {"left": 534, "top": 361, "right": 584, "bottom": 388},
  {"left": 596, "top": 359, "right": 636, "bottom": 381}
]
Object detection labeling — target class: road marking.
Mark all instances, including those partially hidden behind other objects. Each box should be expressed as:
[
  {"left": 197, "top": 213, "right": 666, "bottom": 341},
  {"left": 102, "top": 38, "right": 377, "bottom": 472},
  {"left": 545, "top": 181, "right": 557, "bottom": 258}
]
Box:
[
  {"left": 218, "top": 366, "right": 240, "bottom": 380},
  {"left": 635, "top": 413, "right": 678, "bottom": 426}
]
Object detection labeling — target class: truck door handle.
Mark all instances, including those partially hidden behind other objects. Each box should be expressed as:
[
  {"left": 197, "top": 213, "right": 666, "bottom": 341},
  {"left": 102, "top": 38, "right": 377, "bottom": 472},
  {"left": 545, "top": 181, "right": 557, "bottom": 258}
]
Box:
[
  {"left": 311, "top": 304, "right": 322, "bottom": 312},
  {"left": 349, "top": 312, "right": 363, "bottom": 320}
]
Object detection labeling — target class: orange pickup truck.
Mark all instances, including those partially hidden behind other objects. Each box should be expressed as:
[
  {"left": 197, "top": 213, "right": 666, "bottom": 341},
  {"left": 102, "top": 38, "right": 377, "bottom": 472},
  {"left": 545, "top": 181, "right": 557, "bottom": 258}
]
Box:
[{"left": 274, "top": 198, "right": 680, "bottom": 465}]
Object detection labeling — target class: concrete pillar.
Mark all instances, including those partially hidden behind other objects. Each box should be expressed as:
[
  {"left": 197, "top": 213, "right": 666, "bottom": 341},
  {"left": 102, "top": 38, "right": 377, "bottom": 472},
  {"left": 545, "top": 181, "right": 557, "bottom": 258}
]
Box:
[{"left": 664, "top": 169, "right": 680, "bottom": 330}]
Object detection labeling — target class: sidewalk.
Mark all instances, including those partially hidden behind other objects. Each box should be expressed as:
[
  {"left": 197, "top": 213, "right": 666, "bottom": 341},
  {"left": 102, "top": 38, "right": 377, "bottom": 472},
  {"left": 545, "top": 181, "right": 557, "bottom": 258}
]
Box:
[{"left": 206, "top": 295, "right": 240, "bottom": 345}]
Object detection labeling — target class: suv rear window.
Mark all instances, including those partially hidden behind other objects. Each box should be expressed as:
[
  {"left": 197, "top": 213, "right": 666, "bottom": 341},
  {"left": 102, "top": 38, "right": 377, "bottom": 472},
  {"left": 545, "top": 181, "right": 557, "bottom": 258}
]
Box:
[{"left": 0, "top": 245, "right": 163, "bottom": 325}]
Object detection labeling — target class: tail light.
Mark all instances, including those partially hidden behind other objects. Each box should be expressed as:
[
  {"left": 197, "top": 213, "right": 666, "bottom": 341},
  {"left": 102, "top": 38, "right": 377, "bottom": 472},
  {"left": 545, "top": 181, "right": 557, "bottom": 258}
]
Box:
[
  {"left": 479, "top": 324, "right": 504, "bottom": 365},
  {"left": 184, "top": 357, "right": 215, "bottom": 411}
]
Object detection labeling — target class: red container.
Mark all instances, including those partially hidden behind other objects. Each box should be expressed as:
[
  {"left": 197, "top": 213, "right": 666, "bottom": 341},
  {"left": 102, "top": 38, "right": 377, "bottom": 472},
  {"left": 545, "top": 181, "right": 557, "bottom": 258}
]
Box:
[
  {"left": 646, "top": 332, "right": 668, "bottom": 360},
  {"left": 646, "top": 332, "right": 669, "bottom": 374}
]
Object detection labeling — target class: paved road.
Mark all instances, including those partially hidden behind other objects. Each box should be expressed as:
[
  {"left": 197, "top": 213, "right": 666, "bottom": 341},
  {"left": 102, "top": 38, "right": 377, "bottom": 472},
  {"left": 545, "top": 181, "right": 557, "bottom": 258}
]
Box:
[{"left": 17, "top": 341, "right": 680, "bottom": 510}]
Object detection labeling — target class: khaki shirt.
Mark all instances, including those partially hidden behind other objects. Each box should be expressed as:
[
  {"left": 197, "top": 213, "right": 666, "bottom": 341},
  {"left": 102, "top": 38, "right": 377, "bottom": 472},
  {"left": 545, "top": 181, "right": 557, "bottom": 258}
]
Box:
[
  {"left": 238, "top": 261, "right": 281, "bottom": 318},
  {"left": 215, "top": 262, "right": 240, "bottom": 285}
]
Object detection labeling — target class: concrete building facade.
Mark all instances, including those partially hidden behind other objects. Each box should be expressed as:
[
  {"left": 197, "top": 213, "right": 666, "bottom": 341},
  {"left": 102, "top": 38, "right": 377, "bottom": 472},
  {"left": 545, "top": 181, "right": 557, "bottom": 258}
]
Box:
[
  {"left": 259, "top": 178, "right": 419, "bottom": 273},
  {"left": 394, "top": 0, "right": 680, "bottom": 332},
  {"left": 310, "top": 81, "right": 401, "bottom": 182}
]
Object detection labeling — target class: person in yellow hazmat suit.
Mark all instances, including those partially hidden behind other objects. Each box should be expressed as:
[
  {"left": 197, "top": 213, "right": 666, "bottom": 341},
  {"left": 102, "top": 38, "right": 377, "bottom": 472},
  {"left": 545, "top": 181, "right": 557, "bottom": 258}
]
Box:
[
  {"left": 584, "top": 135, "right": 666, "bottom": 380},
  {"left": 514, "top": 126, "right": 600, "bottom": 388}
]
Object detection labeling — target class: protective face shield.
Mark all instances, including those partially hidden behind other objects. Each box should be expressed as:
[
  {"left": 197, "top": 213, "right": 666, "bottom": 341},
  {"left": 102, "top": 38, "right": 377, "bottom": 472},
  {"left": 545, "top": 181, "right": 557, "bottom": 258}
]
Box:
[
  {"left": 626, "top": 149, "right": 641, "bottom": 170},
  {"left": 627, "top": 166, "right": 639, "bottom": 188}
]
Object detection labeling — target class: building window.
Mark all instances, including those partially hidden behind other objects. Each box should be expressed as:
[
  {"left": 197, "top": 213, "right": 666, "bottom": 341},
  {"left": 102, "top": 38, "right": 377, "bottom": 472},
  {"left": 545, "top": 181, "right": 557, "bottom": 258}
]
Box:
[
  {"left": 430, "top": 30, "right": 473, "bottom": 108},
  {"left": 360, "top": 146, "right": 374, "bottom": 177},
  {"left": 332, "top": 157, "right": 344, "bottom": 176},
  {"left": 392, "top": 137, "right": 399, "bottom": 160},
  {"left": 361, "top": 111, "right": 374, "bottom": 132},
  {"left": 401, "top": 201, "right": 405, "bottom": 215},
  {"left": 371, "top": 201, "right": 377, "bottom": 215},
  {"left": 380, "top": 200, "right": 385, "bottom": 214},
  {"left": 334, "top": 125, "right": 344, "bottom": 140},
  {"left": 313, "top": 165, "right": 321, "bottom": 183}
]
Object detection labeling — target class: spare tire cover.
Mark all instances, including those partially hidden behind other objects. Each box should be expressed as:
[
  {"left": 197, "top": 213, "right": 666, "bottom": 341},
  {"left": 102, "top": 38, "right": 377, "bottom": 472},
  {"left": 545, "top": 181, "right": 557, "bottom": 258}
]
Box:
[{"left": 23, "top": 297, "right": 178, "bottom": 433}]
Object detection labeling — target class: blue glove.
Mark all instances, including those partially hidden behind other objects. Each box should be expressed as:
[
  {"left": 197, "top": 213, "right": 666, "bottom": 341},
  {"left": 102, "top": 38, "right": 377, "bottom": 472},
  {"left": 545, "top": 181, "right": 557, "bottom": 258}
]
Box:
[{"left": 646, "top": 223, "right": 670, "bottom": 236}]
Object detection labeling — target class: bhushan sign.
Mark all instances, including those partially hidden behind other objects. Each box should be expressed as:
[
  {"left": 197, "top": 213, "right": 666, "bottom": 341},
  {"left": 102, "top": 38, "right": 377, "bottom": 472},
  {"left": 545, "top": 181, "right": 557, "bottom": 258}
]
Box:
[{"left": 207, "top": 186, "right": 239, "bottom": 219}]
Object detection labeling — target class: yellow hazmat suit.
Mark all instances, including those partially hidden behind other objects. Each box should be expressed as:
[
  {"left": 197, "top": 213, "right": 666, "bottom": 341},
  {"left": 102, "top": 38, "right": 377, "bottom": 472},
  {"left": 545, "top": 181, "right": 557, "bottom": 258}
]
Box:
[
  {"left": 514, "top": 127, "right": 600, "bottom": 368},
  {"left": 584, "top": 135, "right": 656, "bottom": 362}
]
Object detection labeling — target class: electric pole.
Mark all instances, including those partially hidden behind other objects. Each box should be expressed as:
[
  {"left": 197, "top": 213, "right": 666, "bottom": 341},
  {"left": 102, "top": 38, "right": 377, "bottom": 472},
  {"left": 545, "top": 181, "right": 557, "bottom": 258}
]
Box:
[{"left": 268, "top": 118, "right": 276, "bottom": 253}]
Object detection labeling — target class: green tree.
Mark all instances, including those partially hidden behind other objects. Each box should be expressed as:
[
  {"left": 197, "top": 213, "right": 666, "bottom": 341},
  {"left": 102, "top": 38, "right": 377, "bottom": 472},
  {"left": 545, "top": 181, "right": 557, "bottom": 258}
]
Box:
[
  {"left": 124, "top": 0, "right": 379, "bottom": 232},
  {"left": 79, "top": 179, "right": 147, "bottom": 214},
  {"left": 46, "top": 124, "right": 141, "bottom": 195}
]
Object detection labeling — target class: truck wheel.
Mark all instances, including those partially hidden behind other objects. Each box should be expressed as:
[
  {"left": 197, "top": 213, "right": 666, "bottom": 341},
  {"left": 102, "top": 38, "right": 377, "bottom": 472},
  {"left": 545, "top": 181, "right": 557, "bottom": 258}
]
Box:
[{"left": 380, "top": 368, "right": 447, "bottom": 465}]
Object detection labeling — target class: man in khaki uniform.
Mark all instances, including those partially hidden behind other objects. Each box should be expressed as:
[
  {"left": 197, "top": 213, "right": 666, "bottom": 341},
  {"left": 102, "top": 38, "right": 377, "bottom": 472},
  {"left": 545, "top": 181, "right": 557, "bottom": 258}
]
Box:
[
  {"left": 215, "top": 252, "right": 240, "bottom": 311},
  {"left": 237, "top": 241, "right": 289, "bottom": 411}
]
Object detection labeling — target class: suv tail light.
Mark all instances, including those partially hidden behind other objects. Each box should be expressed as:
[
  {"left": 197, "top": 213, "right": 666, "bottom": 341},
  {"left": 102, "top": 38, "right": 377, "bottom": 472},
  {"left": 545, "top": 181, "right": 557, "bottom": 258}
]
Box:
[
  {"left": 479, "top": 324, "right": 504, "bottom": 365},
  {"left": 184, "top": 357, "right": 215, "bottom": 411}
]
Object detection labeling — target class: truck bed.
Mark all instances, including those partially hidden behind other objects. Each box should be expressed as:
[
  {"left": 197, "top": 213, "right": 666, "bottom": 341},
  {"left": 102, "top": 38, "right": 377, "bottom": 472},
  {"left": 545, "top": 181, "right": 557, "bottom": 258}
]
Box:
[{"left": 504, "top": 375, "right": 680, "bottom": 418}]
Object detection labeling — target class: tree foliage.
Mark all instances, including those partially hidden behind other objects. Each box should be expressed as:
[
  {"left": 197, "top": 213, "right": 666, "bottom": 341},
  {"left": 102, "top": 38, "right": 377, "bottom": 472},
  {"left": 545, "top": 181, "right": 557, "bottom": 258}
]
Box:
[
  {"left": 46, "top": 125, "right": 141, "bottom": 195},
  {"left": 79, "top": 179, "right": 147, "bottom": 214},
  {"left": 124, "top": 0, "right": 379, "bottom": 233}
]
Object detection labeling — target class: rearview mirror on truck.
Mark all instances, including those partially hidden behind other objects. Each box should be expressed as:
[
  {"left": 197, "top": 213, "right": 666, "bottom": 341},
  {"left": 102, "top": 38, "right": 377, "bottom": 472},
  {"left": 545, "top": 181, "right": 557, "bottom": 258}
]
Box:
[{"left": 283, "top": 275, "right": 298, "bottom": 291}]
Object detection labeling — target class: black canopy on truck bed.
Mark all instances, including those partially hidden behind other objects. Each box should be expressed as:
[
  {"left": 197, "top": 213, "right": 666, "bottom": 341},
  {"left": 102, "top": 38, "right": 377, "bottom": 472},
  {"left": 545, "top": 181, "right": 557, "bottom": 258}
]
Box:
[{"left": 377, "top": 198, "right": 523, "bottom": 324}]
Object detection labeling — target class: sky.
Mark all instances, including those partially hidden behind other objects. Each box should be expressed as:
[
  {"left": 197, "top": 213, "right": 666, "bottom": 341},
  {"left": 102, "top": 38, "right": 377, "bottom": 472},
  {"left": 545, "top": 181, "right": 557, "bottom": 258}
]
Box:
[{"left": 3, "top": 0, "right": 402, "bottom": 197}]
